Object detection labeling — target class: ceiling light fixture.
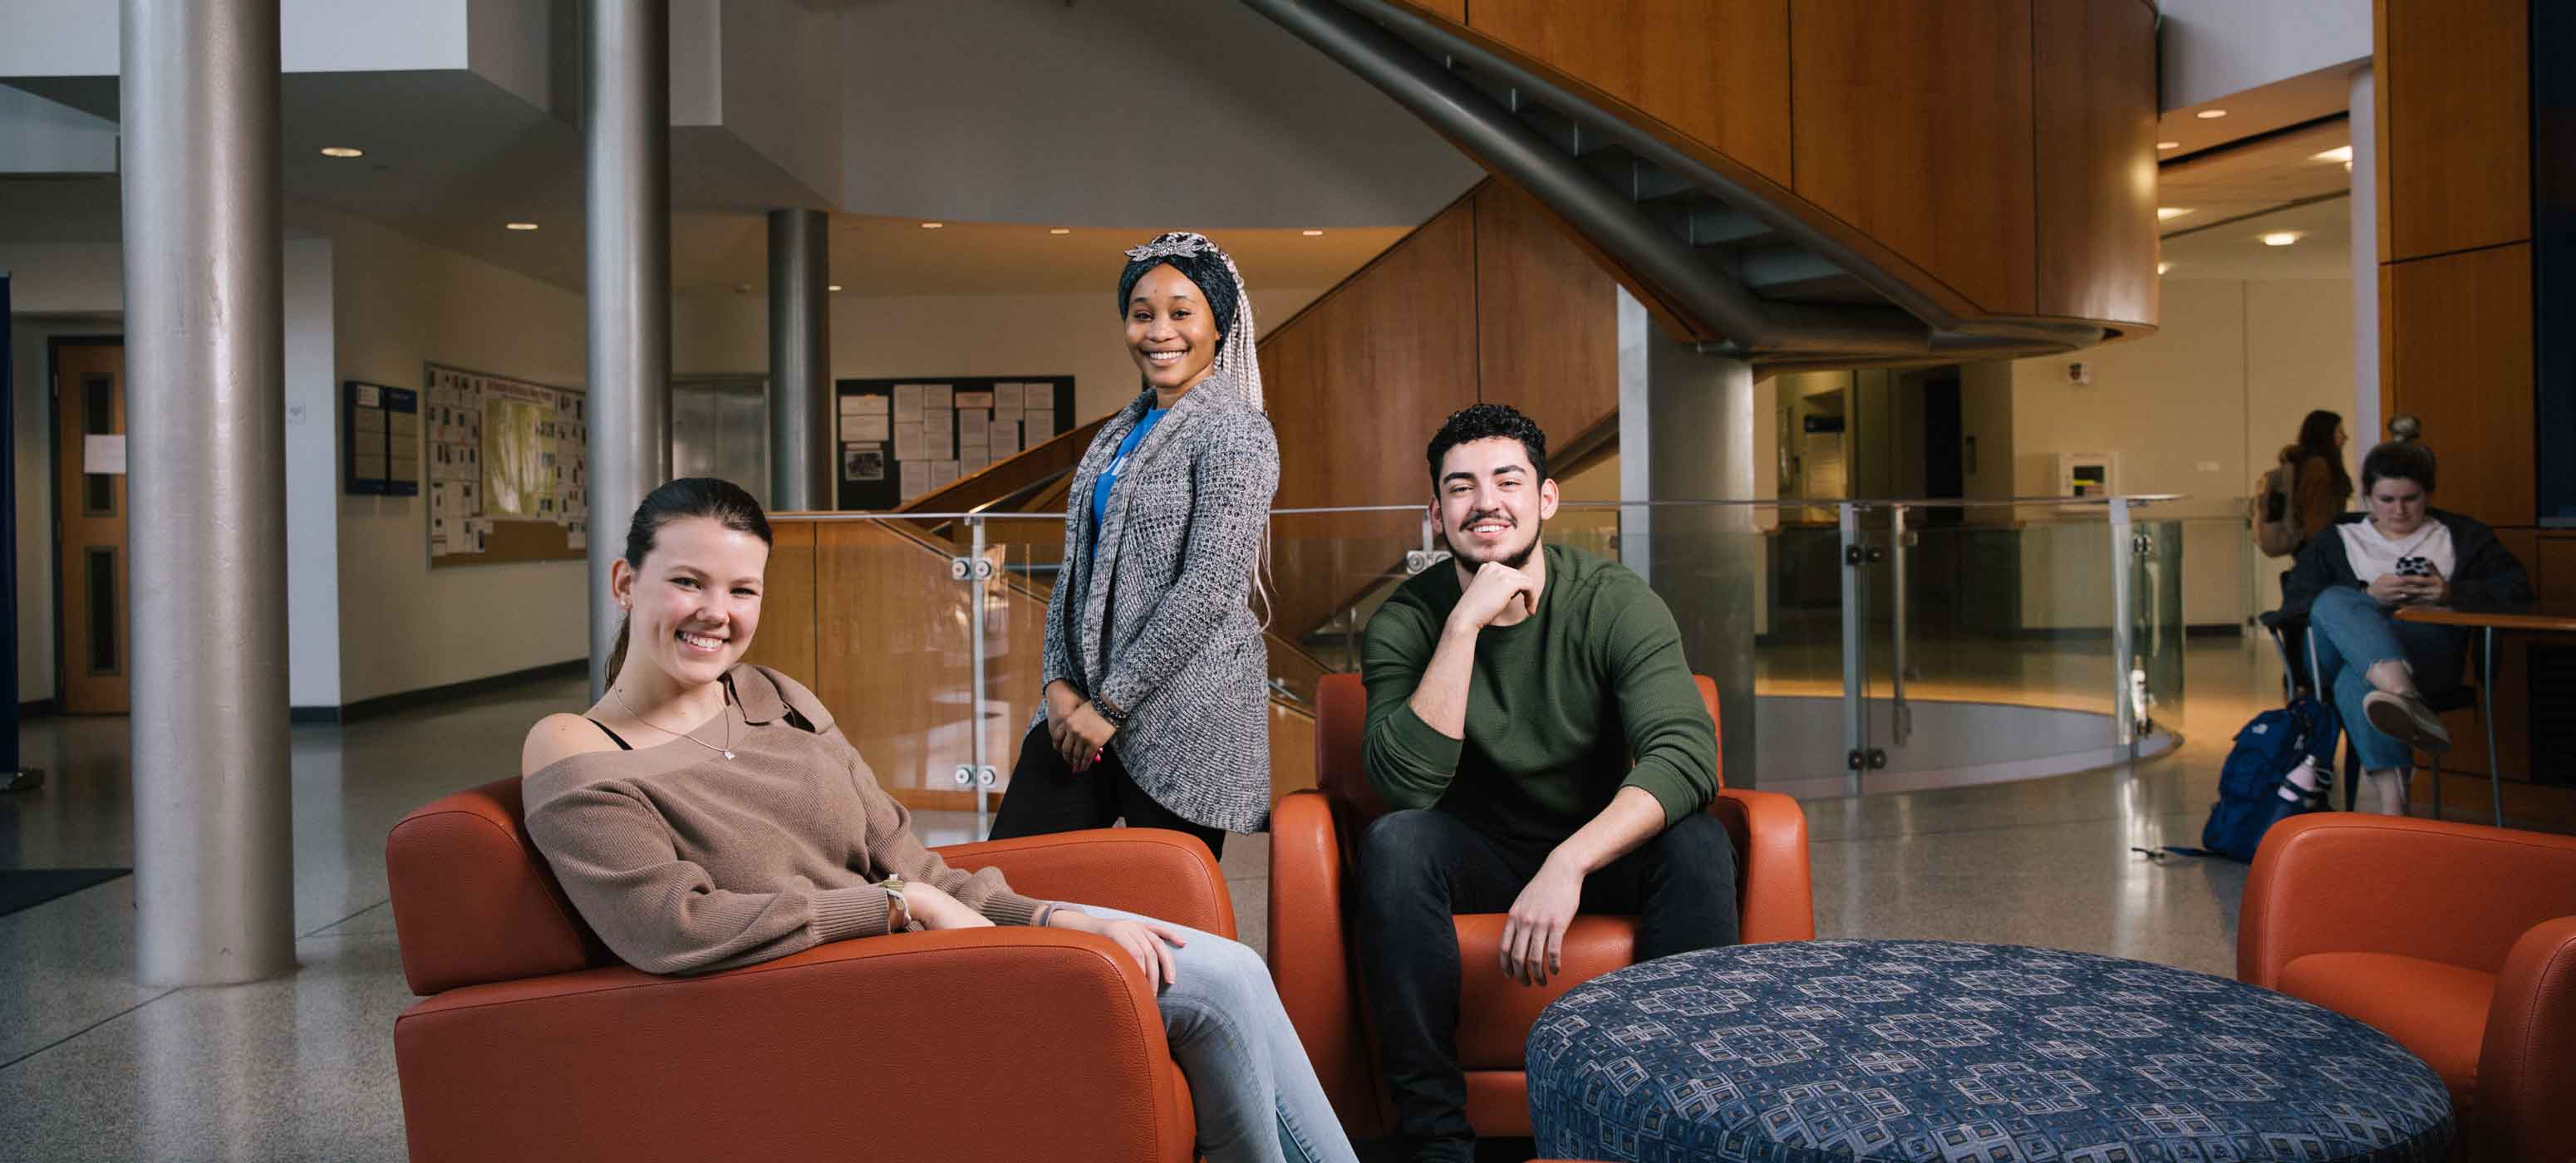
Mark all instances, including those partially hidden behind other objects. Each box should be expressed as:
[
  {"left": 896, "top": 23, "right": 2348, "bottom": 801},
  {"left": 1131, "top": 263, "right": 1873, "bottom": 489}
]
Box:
[
  {"left": 919, "top": 221, "right": 945, "bottom": 229},
  {"left": 1049, "top": 228, "right": 1072, "bottom": 235},
  {"left": 504, "top": 222, "right": 539, "bottom": 231},
  {"left": 1301, "top": 229, "right": 1325, "bottom": 237},
  {"left": 2157, "top": 261, "right": 2171, "bottom": 274},
  {"left": 2195, "top": 108, "right": 2228, "bottom": 119},
  {"left": 2156, "top": 140, "right": 2180, "bottom": 150},
  {"left": 827, "top": 284, "right": 843, "bottom": 292},
  {"left": 2312, "top": 145, "right": 2353, "bottom": 164},
  {"left": 319, "top": 146, "right": 364, "bottom": 159},
  {"left": 2261, "top": 231, "right": 2303, "bottom": 247},
  {"left": 2156, "top": 207, "right": 2191, "bottom": 221}
]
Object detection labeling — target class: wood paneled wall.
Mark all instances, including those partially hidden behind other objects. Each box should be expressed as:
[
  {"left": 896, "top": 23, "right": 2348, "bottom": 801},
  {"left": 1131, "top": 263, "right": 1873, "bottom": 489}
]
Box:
[
  {"left": 2383, "top": 243, "right": 2536, "bottom": 526},
  {"left": 2377, "top": 0, "right": 2530, "bottom": 261},
  {"left": 1394, "top": 0, "right": 2156, "bottom": 334},
  {"left": 1467, "top": 0, "right": 1793, "bottom": 184},
  {"left": 1259, "top": 180, "right": 1625, "bottom": 641}
]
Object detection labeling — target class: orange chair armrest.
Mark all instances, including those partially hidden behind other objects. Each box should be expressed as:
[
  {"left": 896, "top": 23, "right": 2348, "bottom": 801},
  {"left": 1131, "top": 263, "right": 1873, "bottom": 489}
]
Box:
[
  {"left": 935, "top": 826, "right": 1235, "bottom": 939},
  {"left": 1718, "top": 788, "right": 1816, "bottom": 942},
  {"left": 1266, "top": 788, "right": 1384, "bottom": 1133},
  {"left": 2470, "top": 915, "right": 2576, "bottom": 1161},
  {"left": 2242, "top": 815, "right": 2576, "bottom": 988},
  {"left": 394, "top": 926, "right": 1188, "bottom": 1163}
]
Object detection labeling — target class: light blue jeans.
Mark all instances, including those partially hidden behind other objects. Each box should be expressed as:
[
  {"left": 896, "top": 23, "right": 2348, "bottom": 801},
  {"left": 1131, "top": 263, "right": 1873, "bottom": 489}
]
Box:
[
  {"left": 2307, "top": 586, "right": 2466, "bottom": 771},
  {"left": 1072, "top": 905, "right": 1358, "bottom": 1163}
]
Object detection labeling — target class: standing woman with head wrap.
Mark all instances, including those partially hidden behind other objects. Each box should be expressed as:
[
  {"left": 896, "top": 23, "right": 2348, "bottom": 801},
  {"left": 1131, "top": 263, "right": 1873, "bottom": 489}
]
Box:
[{"left": 990, "top": 233, "right": 1278, "bottom": 858}]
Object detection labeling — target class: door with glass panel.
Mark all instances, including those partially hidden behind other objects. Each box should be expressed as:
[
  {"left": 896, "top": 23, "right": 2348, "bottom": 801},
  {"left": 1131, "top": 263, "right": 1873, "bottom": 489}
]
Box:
[{"left": 53, "top": 341, "right": 128, "bottom": 714}]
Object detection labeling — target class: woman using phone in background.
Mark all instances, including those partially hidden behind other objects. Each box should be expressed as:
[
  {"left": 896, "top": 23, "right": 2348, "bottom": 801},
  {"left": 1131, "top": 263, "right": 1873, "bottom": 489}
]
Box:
[{"left": 2277, "top": 441, "right": 2533, "bottom": 813}]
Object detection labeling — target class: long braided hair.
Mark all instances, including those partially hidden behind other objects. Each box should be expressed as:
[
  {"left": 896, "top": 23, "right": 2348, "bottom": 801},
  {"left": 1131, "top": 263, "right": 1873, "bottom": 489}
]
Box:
[{"left": 1114, "top": 232, "right": 1273, "bottom": 625}]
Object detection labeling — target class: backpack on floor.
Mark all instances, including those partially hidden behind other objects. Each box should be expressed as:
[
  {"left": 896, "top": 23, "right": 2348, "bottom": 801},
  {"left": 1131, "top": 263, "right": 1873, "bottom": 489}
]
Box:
[
  {"left": 2250, "top": 462, "right": 2304, "bottom": 557},
  {"left": 2172, "top": 694, "right": 2341, "bottom": 862}
]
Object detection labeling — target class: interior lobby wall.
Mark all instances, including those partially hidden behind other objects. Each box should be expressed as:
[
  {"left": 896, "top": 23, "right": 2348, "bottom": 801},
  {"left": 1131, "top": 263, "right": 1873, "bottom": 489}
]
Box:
[
  {"left": 2002, "top": 276, "right": 2356, "bottom": 630},
  {"left": 671, "top": 285, "right": 1328, "bottom": 433},
  {"left": 327, "top": 211, "right": 588, "bottom": 706}
]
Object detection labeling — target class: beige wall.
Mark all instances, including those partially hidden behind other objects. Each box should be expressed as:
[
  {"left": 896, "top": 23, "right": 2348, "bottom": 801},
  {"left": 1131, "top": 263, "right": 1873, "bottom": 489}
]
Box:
[{"left": 1995, "top": 277, "right": 2356, "bottom": 628}]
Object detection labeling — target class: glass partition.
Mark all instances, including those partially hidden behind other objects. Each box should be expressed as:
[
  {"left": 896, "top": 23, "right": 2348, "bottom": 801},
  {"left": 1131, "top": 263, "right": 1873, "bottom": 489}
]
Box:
[{"left": 779, "top": 493, "right": 2190, "bottom": 827}]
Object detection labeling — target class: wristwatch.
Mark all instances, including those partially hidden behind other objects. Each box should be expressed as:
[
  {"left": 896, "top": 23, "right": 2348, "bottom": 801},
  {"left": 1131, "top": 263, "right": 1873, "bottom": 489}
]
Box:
[{"left": 880, "top": 875, "right": 912, "bottom": 934}]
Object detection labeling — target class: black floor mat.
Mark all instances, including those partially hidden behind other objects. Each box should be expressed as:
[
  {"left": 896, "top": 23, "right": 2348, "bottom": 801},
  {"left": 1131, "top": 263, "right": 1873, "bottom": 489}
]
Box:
[{"left": 0, "top": 868, "right": 130, "bottom": 917}]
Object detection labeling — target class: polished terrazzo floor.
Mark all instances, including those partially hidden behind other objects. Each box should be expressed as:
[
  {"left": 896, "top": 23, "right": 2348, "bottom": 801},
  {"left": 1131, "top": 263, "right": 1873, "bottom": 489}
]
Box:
[{"left": 0, "top": 635, "right": 2363, "bottom": 1161}]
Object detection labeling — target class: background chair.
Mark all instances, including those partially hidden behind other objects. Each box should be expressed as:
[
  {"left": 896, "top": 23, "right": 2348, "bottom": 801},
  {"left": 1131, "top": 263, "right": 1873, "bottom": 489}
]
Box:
[
  {"left": 2242, "top": 812, "right": 2576, "bottom": 1162},
  {"left": 2258, "top": 608, "right": 2479, "bottom": 815},
  {"left": 385, "top": 777, "right": 1231, "bottom": 1163},
  {"left": 1271, "top": 673, "right": 1815, "bottom": 1139}
]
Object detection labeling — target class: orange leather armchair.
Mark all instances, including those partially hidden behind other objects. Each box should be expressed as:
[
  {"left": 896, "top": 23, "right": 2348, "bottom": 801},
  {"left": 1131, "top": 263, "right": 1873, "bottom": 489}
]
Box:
[
  {"left": 385, "top": 777, "right": 1233, "bottom": 1163},
  {"left": 1271, "top": 673, "right": 1815, "bottom": 1138},
  {"left": 2243, "top": 812, "right": 2576, "bottom": 1162}
]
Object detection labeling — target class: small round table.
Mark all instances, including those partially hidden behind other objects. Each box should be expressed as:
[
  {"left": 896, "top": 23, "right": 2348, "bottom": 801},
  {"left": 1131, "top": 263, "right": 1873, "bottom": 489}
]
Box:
[{"left": 1526, "top": 940, "right": 2451, "bottom": 1162}]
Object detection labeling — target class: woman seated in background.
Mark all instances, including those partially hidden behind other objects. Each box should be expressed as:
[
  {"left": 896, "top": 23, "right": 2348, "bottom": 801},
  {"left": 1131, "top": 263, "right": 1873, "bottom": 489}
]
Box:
[
  {"left": 2277, "top": 441, "right": 2534, "bottom": 813},
  {"left": 2278, "top": 408, "right": 2354, "bottom": 541},
  {"left": 518, "top": 477, "right": 1357, "bottom": 1163}
]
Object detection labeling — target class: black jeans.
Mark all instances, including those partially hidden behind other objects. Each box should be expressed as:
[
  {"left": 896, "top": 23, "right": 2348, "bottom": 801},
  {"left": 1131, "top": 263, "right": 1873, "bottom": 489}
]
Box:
[
  {"left": 1354, "top": 807, "right": 1738, "bottom": 1157},
  {"left": 988, "top": 722, "right": 1227, "bottom": 861}
]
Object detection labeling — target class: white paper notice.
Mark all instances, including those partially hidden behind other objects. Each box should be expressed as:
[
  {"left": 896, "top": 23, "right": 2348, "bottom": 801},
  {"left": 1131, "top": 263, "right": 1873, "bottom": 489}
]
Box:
[
  {"left": 954, "top": 390, "right": 994, "bottom": 410},
  {"left": 894, "top": 422, "right": 927, "bottom": 460},
  {"left": 991, "top": 420, "right": 1023, "bottom": 455},
  {"left": 930, "top": 460, "right": 960, "bottom": 488},
  {"left": 900, "top": 461, "right": 932, "bottom": 500},
  {"left": 894, "top": 384, "right": 923, "bottom": 412},
  {"left": 926, "top": 427, "right": 954, "bottom": 460},
  {"left": 926, "top": 384, "right": 954, "bottom": 410},
  {"left": 82, "top": 434, "right": 127, "bottom": 475},
  {"left": 961, "top": 452, "right": 989, "bottom": 475},
  {"left": 858, "top": 395, "right": 889, "bottom": 415},
  {"left": 1027, "top": 409, "right": 1057, "bottom": 438},
  {"left": 991, "top": 382, "right": 1022, "bottom": 410},
  {"left": 956, "top": 410, "right": 990, "bottom": 448},
  {"left": 847, "top": 415, "right": 892, "bottom": 442}
]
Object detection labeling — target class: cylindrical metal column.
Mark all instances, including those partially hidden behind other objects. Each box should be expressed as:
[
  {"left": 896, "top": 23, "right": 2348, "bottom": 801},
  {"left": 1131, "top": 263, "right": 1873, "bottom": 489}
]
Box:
[
  {"left": 2348, "top": 65, "right": 2382, "bottom": 447},
  {"left": 586, "top": 0, "right": 674, "bottom": 697},
  {"left": 767, "top": 209, "right": 831, "bottom": 511},
  {"left": 121, "top": 0, "right": 295, "bottom": 985}
]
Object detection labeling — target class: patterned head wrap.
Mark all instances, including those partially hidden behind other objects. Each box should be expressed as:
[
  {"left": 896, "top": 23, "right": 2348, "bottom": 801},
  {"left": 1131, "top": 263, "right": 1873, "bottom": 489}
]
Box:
[{"left": 1116, "top": 232, "right": 1263, "bottom": 411}]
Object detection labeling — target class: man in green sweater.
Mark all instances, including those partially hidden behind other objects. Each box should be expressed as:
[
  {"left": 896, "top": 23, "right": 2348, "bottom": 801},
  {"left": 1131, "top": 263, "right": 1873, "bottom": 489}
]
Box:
[{"left": 1357, "top": 403, "right": 1736, "bottom": 1163}]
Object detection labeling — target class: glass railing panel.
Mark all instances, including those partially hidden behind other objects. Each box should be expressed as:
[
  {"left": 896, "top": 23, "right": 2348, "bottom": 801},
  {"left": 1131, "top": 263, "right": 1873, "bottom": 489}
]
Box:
[{"left": 804, "top": 515, "right": 984, "bottom": 806}]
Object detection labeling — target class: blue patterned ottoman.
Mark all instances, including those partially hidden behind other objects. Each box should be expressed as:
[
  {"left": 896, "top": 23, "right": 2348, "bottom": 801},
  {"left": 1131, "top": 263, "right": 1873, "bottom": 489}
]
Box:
[{"left": 1526, "top": 940, "right": 2451, "bottom": 1162}]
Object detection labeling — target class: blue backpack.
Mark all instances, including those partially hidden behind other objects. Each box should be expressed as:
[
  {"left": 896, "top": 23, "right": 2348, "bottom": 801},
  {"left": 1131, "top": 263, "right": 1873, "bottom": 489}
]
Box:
[{"left": 2175, "top": 694, "right": 2342, "bottom": 862}]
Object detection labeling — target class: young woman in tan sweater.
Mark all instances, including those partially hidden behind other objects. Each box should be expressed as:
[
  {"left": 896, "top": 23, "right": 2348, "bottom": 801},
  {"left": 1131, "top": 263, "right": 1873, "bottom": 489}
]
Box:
[{"left": 519, "top": 478, "right": 1356, "bottom": 1163}]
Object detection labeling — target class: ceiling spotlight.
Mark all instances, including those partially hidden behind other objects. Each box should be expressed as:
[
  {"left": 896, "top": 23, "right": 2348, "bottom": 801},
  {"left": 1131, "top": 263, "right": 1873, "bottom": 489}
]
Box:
[
  {"left": 2156, "top": 140, "right": 2180, "bottom": 150},
  {"left": 2195, "top": 108, "right": 2228, "bottom": 119},
  {"left": 827, "top": 284, "right": 843, "bottom": 292},
  {"left": 2157, "top": 261, "right": 2171, "bottom": 274},
  {"left": 2156, "top": 207, "right": 2191, "bottom": 221},
  {"left": 504, "top": 222, "right": 539, "bottom": 231},
  {"left": 319, "top": 146, "right": 364, "bottom": 159},
  {"left": 2312, "top": 145, "right": 2353, "bottom": 164},
  {"left": 919, "top": 222, "right": 945, "bottom": 229},
  {"left": 1301, "top": 229, "right": 1325, "bottom": 237},
  {"left": 2261, "top": 231, "right": 2303, "bottom": 247},
  {"left": 1049, "top": 228, "right": 1072, "bottom": 235}
]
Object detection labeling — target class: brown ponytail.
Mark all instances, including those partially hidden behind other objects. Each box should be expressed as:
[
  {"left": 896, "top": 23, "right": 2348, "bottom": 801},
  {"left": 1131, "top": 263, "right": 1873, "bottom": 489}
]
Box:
[{"left": 604, "top": 613, "right": 632, "bottom": 685}]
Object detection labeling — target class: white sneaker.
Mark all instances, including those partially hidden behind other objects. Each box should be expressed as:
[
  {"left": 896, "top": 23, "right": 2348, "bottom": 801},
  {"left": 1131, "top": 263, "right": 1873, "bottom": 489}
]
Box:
[{"left": 2362, "top": 689, "right": 2452, "bottom": 753}]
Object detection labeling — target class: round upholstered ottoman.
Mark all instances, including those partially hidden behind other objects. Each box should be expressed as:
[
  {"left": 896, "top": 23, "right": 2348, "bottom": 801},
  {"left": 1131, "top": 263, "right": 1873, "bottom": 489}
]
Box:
[{"left": 1526, "top": 940, "right": 2451, "bottom": 1162}]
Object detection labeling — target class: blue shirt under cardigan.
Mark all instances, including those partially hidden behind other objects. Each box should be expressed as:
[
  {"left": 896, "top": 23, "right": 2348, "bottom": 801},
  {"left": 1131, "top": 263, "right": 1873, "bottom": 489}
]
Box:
[{"left": 1088, "top": 405, "right": 1168, "bottom": 560}]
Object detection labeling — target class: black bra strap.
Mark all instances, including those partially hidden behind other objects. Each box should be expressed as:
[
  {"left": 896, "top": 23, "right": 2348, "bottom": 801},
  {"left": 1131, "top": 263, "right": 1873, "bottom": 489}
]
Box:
[{"left": 584, "top": 718, "right": 635, "bottom": 751}]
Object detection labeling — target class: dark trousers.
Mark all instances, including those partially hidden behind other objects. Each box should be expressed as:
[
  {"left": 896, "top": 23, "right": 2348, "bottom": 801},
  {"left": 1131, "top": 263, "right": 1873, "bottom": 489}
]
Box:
[
  {"left": 988, "top": 722, "right": 1227, "bottom": 861},
  {"left": 1354, "top": 807, "right": 1738, "bottom": 1156}
]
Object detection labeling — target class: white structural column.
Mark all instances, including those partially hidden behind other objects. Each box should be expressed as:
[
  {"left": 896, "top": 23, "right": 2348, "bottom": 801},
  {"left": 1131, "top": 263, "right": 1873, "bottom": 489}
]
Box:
[
  {"left": 120, "top": 0, "right": 297, "bottom": 985},
  {"left": 2349, "top": 63, "right": 2382, "bottom": 444},
  {"left": 585, "top": 0, "right": 674, "bottom": 697},
  {"left": 767, "top": 209, "right": 831, "bottom": 511},
  {"left": 1616, "top": 288, "right": 1760, "bottom": 787}
]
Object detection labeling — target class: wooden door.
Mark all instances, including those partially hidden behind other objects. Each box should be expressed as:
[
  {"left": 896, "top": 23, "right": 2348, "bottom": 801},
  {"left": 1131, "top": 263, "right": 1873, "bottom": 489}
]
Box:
[{"left": 53, "top": 341, "right": 128, "bottom": 714}]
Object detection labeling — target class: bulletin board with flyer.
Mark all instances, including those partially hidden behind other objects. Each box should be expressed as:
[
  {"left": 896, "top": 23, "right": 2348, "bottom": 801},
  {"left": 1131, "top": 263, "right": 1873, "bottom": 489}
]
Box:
[{"left": 420, "top": 362, "right": 590, "bottom": 567}]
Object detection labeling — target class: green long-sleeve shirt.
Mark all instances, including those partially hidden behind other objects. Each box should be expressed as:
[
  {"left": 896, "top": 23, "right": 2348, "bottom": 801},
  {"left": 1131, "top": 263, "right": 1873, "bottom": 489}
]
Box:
[{"left": 1359, "top": 542, "right": 1718, "bottom": 847}]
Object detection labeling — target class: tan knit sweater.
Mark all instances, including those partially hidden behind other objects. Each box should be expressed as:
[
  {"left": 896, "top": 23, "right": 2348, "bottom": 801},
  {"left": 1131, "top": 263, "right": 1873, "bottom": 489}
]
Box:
[{"left": 524, "top": 665, "right": 1047, "bottom": 976}]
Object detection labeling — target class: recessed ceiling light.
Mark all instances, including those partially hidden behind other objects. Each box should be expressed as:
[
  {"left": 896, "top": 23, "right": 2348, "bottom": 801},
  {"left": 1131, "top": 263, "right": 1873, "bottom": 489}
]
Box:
[
  {"left": 2261, "top": 231, "right": 2303, "bottom": 247},
  {"left": 319, "top": 146, "right": 363, "bottom": 159},
  {"left": 827, "top": 284, "right": 843, "bottom": 292},
  {"left": 504, "top": 222, "right": 539, "bottom": 231},
  {"left": 2312, "top": 145, "right": 2353, "bottom": 164},
  {"left": 1301, "top": 229, "right": 1325, "bottom": 237},
  {"left": 2157, "top": 261, "right": 2171, "bottom": 274},
  {"left": 2156, "top": 207, "right": 2191, "bottom": 221},
  {"left": 1048, "top": 228, "right": 1072, "bottom": 235},
  {"left": 919, "top": 222, "right": 945, "bottom": 229},
  {"left": 2156, "top": 140, "right": 2180, "bottom": 150},
  {"left": 2195, "top": 108, "right": 2228, "bottom": 119}
]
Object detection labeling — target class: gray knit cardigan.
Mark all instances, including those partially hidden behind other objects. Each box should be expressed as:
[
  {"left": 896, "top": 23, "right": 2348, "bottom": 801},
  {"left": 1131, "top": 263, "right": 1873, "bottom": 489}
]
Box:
[{"left": 1039, "top": 384, "right": 1279, "bottom": 833}]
